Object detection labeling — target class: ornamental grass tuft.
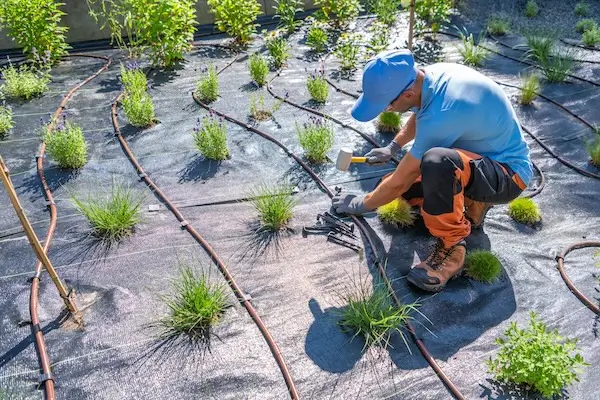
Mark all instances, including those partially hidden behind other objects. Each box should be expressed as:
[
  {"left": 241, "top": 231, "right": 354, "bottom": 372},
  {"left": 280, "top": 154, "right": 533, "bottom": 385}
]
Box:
[
  {"left": 486, "top": 312, "right": 589, "bottom": 398},
  {"left": 525, "top": 34, "right": 554, "bottom": 62},
  {"left": 458, "top": 31, "right": 488, "bottom": 67},
  {"left": 586, "top": 135, "right": 600, "bottom": 167},
  {"left": 296, "top": 116, "right": 334, "bottom": 163},
  {"left": 158, "top": 265, "right": 229, "bottom": 343},
  {"left": 582, "top": 28, "right": 600, "bottom": 47},
  {"left": 574, "top": 2, "right": 589, "bottom": 17},
  {"left": 525, "top": 0, "right": 539, "bottom": 18},
  {"left": 248, "top": 53, "right": 269, "bottom": 87},
  {"left": 377, "top": 111, "right": 402, "bottom": 133},
  {"left": 576, "top": 18, "right": 597, "bottom": 33},
  {"left": 196, "top": 64, "right": 219, "bottom": 103},
  {"left": 42, "top": 114, "right": 87, "bottom": 169},
  {"left": 377, "top": 198, "right": 414, "bottom": 226},
  {"left": 0, "top": 63, "right": 49, "bottom": 100},
  {"left": 192, "top": 114, "right": 229, "bottom": 161},
  {"left": 465, "top": 250, "right": 502, "bottom": 283},
  {"left": 0, "top": 104, "right": 14, "bottom": 138},
  {"left": 249, "top": 92, "right": 283, "bottom": 121},
  {"left": 487, "top": 15, "right": 509, "bottom": 36},
  {"left": 249, "top": 183, "right": 296, "bottom": 231},
  {"left": 539, "top": 48, "right": 577, "bottom": 83},
  {"left": 306, "top": 70, "right": 328, "bottom": 103},
  {"left": 519, "top": 73, "right": 541, "bottom": 105},
  {"left": 507, "top": 198, "right": 541, "bottom": 225}
]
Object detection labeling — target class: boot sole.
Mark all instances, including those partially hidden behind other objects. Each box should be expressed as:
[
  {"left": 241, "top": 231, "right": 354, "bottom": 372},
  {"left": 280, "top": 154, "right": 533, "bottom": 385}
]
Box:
[{"left": 407, "top": 266, "right": 466, "bottom": 292}]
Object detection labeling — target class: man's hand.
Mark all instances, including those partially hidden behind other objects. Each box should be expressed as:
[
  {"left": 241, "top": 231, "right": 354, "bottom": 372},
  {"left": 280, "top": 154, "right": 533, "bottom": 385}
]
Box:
[
  {"left": 331, "top": 193, "right": 369, "bottom": 215},
  {"left": 364, "top": 141, "right": 401, "bottom": 166}
]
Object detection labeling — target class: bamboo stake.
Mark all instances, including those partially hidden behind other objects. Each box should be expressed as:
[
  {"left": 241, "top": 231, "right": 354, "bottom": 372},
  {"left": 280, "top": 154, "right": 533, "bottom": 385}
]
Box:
[
  {"left": 0, "top": 156, "right": 81, "bottom": 321},
  {"left": 408, "top": 0, "right": 416, "bottom": 51}
]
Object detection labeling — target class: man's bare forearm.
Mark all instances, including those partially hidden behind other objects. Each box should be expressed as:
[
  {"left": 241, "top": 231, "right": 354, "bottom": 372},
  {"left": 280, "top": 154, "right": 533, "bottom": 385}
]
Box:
[{"left": 391, "top": 113, "right": 416, "bottom": 147}]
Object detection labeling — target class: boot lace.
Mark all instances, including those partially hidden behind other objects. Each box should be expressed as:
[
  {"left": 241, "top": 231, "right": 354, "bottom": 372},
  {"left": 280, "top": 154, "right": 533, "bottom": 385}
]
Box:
[{"left": 428, "top": 240, "right": 450, "bottom": 270}]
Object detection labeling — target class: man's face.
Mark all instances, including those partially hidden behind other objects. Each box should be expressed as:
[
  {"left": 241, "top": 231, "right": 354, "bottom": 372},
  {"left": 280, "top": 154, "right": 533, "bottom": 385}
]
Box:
[{"left": 386, "top": 90, "right": 415, "bottom": 113}]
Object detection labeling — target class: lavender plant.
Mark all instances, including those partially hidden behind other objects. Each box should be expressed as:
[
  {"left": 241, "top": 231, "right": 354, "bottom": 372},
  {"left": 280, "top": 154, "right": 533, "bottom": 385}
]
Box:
[
  {"left": 0, "top": 62, "right": 50, "bottom": 100},
  {"left": 582, "top": 28, "right": 600, "bottom": 47},
  {"left": 196, "top": 65, "right": 219, "bottom": 103},
  {"left": 248, "top": 53, "right": 269, "bottom": 87},
  {"left": 192, "top": 114, "right": 229, "bottom": 161},
  {"left": 306, "top": 71, "right": 329, "bottom": 103},
  {"left": 296, "top": 116, "right": 334, "bottom": 163},
  {"left": 0, "top": 104, "right": 14, "bottom": 139},
  {"left": 306, "top": 19, "right": 328, "bottom": 53},
  {"left": 120, "top": 63, "right": 157, "bottom": 128},
  {"left": 42, "top": 114, "right": 87, "bottom": 169}
]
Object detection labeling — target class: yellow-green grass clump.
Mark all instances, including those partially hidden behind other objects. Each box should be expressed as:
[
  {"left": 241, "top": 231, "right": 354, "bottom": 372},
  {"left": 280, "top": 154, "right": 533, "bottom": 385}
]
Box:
[
  {"left": 465, "top": 250, "right": 502, "bottom": 283},
  {"left": 520, "top": 73, "right": 541, "bottom": 105},
  {"left": 377, "top": 111, "right": 402, "bottom": 133},
  {"left": 377, "top": 198, "right": 414, "bottom": 226},
  {"left": 508, "top": 198, "right": 541, "bottom": 225},
  {"left": 249, "top": 183, "right": 296, "bottom": 231}
]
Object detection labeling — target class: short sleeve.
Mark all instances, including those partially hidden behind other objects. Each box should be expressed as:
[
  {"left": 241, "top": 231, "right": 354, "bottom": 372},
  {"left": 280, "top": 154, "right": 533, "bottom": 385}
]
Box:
[{"left": 409, "top": 113, "right": 456, "bottom": 160}]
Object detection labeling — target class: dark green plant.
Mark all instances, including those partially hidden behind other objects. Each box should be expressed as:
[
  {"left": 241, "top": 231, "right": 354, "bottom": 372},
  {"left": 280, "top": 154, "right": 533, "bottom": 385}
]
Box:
[
  {"left": 458, "top": 30, "right": 488, "bottom": 66},
  {"left": 586, "top": 135, "right": 600, "bottom": 167},
  {"left": 367, "top": 21, "right": 391, "bottom": 56},
  {"left": 465, "top": 250, "right": 502, "bottom": 283},
  {"left": 539, "top": 48, "right": 577, "bottom": 83},
  {"left": 576, "top": 18, "right": 597, "bottom": 33},
  {"left": 249, "top": 93, "right": 283, "bottom": 121},
  {"left": 507, "top": 198, "right": 541, "bottom": 225},
  {"left": 120, "top": 64, "right": 157, "bottom": 127},
  {"left": 0, "top": 0, "right": 69, "bottom": 65},
  {"left": 43, "top": 115, "right": 87, "bottom": 169},
  {"left": 582, "top": 28, "right": 600, "bottom": 47},
  {"left": 158, "top": 265, "right": 229, "bottom": 342},
  {"left": 248, "top": 53, "right": 270, "bottom": 87},
  {"left": 414, "top": 0, "right": 454, "bottom": 34},
  {"left": 525, "top": 0, "right": 539, "bottom": 18},
  {"left": 524, "top": 34, "right": 554, "bottom": 62},
  {"left": 306, "top": 71, "right": 329, "bottom": 103},
  {"left": 0, "top": 63, "right": 50, "bottom": 100},
  {"left": 0, "top": 104, "right": 14, "bottom": 139},
  {"left": 486, "top": 312, "right": 588, "bottom": 398},
  {"left": 377, "top": 111, "right": 402, "bottom": 133},
  {"left": 207, "top": 0, "right": 261, "bottom": 44},
  {"left": 71, "top": 180, "right": 144, "bottom": 241},
  {"left": 574, "top": 2, "right": 589, "bottom": 17},
  {"left": 196, "top": 65, "right": 219, "bottom": 103},
  {"left": 377, "top": 198, "right": 414, "bottom": 226},
  {"left": 373, "top": 0, "right": 400, "bottom": 26},
  {"left": 306, "top": 20, "right": 329, "bottom": 53},
  {"left": 249, "top": 183, "right": 296, "bottom": 231},
  {"left": 315, "top": 0, "right": 361, "bottom": 27},
  {"left": 296, "top": 116, "right": 334, "bottom": 163},
  {"left": 192, "top": 114, "right": 229, "bottom": 161},
  {"left": 274, "top": 0, "right": 303, "bottom": 33},
  {"left": 265, "top": 30, "right": 290, "bottom": 69},
  {"left": 487, "top": 15, "right": 509, "bottom": 36},
  {"left": 335, "top": 33, "right": 362, "bottom": 71},
  {"left": 519, "top": 72, "right": 540, "bottom": 105}
]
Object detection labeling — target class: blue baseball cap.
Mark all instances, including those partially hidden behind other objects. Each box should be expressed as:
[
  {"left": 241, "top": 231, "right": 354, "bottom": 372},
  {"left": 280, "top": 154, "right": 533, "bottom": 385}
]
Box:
[{"left": 351, "top": 49, "right": 418, "bottom": 122}]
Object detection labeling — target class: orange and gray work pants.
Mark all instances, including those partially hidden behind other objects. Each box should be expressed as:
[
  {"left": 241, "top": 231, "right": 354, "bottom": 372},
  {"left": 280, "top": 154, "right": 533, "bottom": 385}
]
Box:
[{"left": 400, "top": 147, "right": 527, "bottom": 248}]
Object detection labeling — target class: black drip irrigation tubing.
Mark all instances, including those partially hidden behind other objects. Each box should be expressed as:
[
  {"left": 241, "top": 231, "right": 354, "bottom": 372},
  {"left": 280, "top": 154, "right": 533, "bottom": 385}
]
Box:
[
  {"left": 194, "top": 49, "right": 466, "bottom": 400},
  {"left": 111, "top": 53, "right": 299, "bottom": 400}
]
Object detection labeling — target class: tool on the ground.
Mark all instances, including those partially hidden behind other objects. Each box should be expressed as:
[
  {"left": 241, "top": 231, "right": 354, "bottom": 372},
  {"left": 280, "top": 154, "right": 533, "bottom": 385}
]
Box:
[
  {"left": 326, "top": 232, "right": 362, "bottom": 253},
  {"left": 336, "top": 148, "right": 368, "bottom": 171},
  {"left": 318, "top": 212, "right": 355, "bottom": 232},
  {"left": 302, "top": 225, "right": 333, "bottom": 238}
]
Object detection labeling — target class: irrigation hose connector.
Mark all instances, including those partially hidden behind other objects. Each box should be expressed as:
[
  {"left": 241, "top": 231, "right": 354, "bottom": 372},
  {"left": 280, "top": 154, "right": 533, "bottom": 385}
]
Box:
[{"left": 0, "top": 156, "right": 82, "bottom": 323}]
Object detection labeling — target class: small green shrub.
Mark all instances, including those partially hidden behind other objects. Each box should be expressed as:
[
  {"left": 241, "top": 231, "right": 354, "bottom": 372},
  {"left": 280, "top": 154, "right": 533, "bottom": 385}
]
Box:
[
  {"left": 507, "top": 198, "right": 541, "bottom": 225},
  {"left": 377, "top": 198, "right": 414, "bottom": 226},
  {"left": 582, "top": 28, "right": 600, "bottom": 47},
  {"left": 159, "top": 265, "right": 229, "bottom": 342},
  {"left": 274, "top": 0, "right": 303, "bottom": 33},
  {"left": 576, "top": 18, "right": 597, "bottom": 33},
  {"left": 525, "top": 34, "right": 554, "bottom": 62},
  {"left": 192, "top": 114, "right": 229, "bottom": 161},
  {"left": 249, "top": 183, "right": 296, "bottom": 231},
  {"left": 373, "top": 0, "right": 400, "bottom": 26},
  {"left": 0, "top": 105, "right": 14, "bottom": 138},
  {"left": 520, "top": 73, "right": 541, "bottom": 105},
  {"left": 539, "top": 48, "right": 576, "bottom": 83},
  {"left": 367, "top": 21, "right": 391, "bottom": 57},
  {"left": 0, "top": 63, "right": 50, "bottom": 100},
  {"left": 196, "top": 65, "right": 219, "bottom": 103},
  {"left": 487, "top": 15, "right": 509, "bottom": 36},
  {"left": 306, "top": 71, "right": 329, "bottom": 103},
  {"left": 43, "top": 116, "right": 87, "bottom": 169},
  {"left": 486, "top": 312, "right": 589, "bottom": 398},
  {"left": 574, "top": 2, "right": 589, "bottom": 17},
  {"left": 306, "top": 19, "right": 329, "bottom": 53},
  {"left": 458, "top": 31, "right": 488, "bottom": 67},
  {"left": 315, "top": 0, "right": 360, "bottom": 27},
  {"left": 338, "top": 283, "right": 423, "bottom": 350},
  {"left": 0, "top": 0, "right": 69, "bottom": 64},
  {"left": 335, "top": 33, "right": 362, "bottom": 71},
  {"left": 296, "top": 116, "right": 334, "bottom": 163},
  {"left": 525, "top": 0, "right": 539, "bottom": 18},
  {"left": 586, "top": 135, "right": 600, "bottom": 167},
  {"left": 248, "top": 53, "right": 270, "bottom": 87},
  {"left": 249, "top": 93, "right": 284, "bottom": 121},
  {"left": 72, "top": 181, "right": 144, "bottom": 241},
  {"left": 207, "top": 0, "right": 261, "bottom": 44},
  {"left": 414, "top": 0, "right": 454, "bottom": 34},
  {"left": 377, "top": 111, "right": 402, "bottom": 133},
  {"left": 465, "top": 250, "right": 502, "bottom": 283},
  {"left": 120, "top": 64, "right": 156, "bottom": 127},
  {"left": 265, "top": 30, "right": 290, "bottom": 69}
]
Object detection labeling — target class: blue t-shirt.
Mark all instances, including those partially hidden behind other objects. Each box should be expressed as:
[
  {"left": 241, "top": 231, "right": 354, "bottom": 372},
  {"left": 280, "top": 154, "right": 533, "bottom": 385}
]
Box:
[{"left": 409, "top": 63, "right": 533, "bottom": 185}]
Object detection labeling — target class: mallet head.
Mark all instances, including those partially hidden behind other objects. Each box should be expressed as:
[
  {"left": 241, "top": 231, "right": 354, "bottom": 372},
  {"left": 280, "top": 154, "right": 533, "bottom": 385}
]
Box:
[{"left": 336, "top": 149, "right": 368, "bottom": 171}]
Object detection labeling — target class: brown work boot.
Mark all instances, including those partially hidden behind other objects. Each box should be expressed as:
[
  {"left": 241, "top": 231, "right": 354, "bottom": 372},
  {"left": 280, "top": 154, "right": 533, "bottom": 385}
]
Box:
[
  {"left": 464, "top": 198, "right": 493, "bottom": 229},
  {"left": 407, "top": 239, "right": 467, "bottom": 292}
]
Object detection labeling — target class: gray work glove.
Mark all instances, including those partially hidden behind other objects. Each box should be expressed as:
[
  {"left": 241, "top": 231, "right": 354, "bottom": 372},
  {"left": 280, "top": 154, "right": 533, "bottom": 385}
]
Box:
[
  {"left": 331, "top": 193, "right": 369, "bottom": 215},
  {"left": 364, "top": 140, "right": 401, "bottom": 166}
]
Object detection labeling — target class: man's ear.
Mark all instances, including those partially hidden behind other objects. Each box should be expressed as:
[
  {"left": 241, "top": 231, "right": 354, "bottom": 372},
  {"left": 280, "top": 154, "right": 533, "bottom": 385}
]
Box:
[{"left": 402, "top": 90, "right": 414, "bottom": 101}]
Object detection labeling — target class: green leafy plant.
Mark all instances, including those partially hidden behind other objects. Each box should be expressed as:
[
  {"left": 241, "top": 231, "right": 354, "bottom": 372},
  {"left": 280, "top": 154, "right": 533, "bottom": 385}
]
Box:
[
  {"left": 582, "top": 28, "right": 600, "bottom": 47},
  {"left": 458, "top": 30, "right": 488, "bottom": 66},
  {"left": 486, "top": 312, "right": 588, "bottom": 398},
  {"left": 507, "top": 198, "right": 541, "bottom": 225},
  {"left": 367, "top": 21, "right": 391, "bottom": 57},
  {"left": 196, "top": 65, "right": 219, "bottom": 103},
  {"left": 574, "top": 2, "right": 589, "bottom": 17},
  {"left": 586, "top": 135, "right": 600, "bottom": 167},
  {"left": 414, "top": 0, "right": 454, "bottom": 34},
  {"left": 373, "top": 0, "right": 400, "bottom": 26},
  {"left": 539, "top": 48, "right": 577, "bottom": 83},
  {"left": 519, "top": 73, "right": 541, "bottom": 105},
  {"left": 525, "top": 0, "right": 539, "bottom": 18},
  {"left": 120, "top": 63, "right": 157, "bottom": 127},
  {"left": 265, "top": 30, "right": 290, "bottom": 69},
  {"left": 248, "top": 53, "right": 269, "bottom": 87},
  {"left": 306, "top": 19, "right": 329, "bottom": 53},
  {"left": 249, "top": 183, "right": 296, "bottom": 231},
  {"left": 72, "top": 180, "right": 144, "bottom": 241},
  {"left": 207, "top": 0, "right": 261, "bottom": 45},
  {"left": 87, "top": 0, "right": 197, "bottom": 67},
  {"left": 487, "top": 15, "right": 509, "bottom": 36},
  {"left": 296, "top": 116, "right": 334, "bottom": 163},
  {"left": 377, "top": 111, "right": 402, "bottom": 133},
  {"left": 274, "top": 0, "right": 303, "bottom": 33},
  {"left": 524, "top": 34, "right": 554, "bottom": 62},
  {"left": 158, "top": 265, "right": 229, "bottom": 343},
  {"left": 192, "top": 114, "right": 229, "bottom": 161},
  {"left": 249, "top": 93, "right": 284, "bottom": 121},
  {"left": 306, "top": 71, "right": 329, "bottom": 103},
  {"left": 0, "top": 63, "right": 50, "bottom": 100},
  {"left": 315, "top": 0, "right": 361, "bottom": 27},
  {"left": 0, "top": 104, "right": 14, "bottom": 139},
  {"left": 377, "top": 198, "right": 414, "bottom": 226},
  {"left": 576, "top": 18, "right": 597, "bottom": 33},
  {"left": 42, "top": 115, "right": 87, "bottom": 169},
  {"left": 0, "top": 0, "right": 69, "bottom": 64},
  {"left": 465, "top": 250, "right": 502, "bottom": 283},
  {"left": 335, "top": 33, "right": 362, "bottom": 71}
]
